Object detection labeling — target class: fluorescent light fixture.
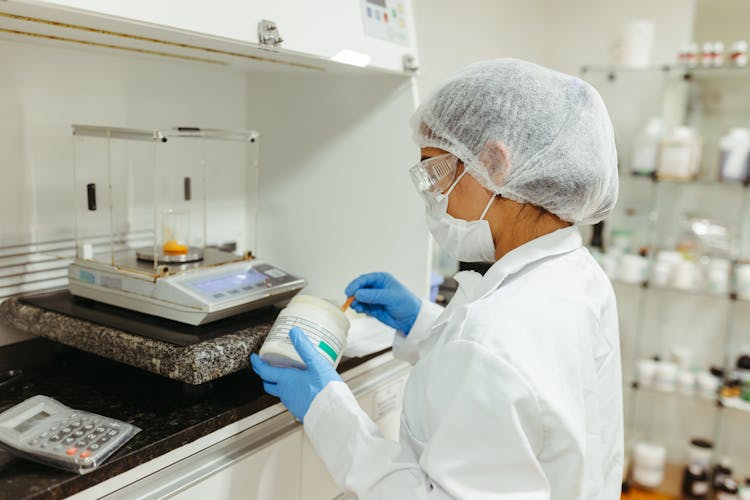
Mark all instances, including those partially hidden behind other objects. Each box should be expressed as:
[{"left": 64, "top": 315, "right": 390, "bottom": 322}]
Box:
[{"left": 331, "top": 50, "right": 371, "bottom": 67}]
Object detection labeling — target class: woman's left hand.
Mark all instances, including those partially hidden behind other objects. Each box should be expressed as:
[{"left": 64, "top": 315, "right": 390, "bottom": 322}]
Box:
[{"left": 251, "top": 327, "right": 342, "bottom": 422}]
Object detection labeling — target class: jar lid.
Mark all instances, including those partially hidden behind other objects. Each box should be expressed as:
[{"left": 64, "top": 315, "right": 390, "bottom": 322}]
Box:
[
  {"left": 719, "top": 478, "right": 739, "bottom": 493},
  {"left": 690, "top": 438, "right": 713, "bottom": 449},
  {"left": 289, "top": 295, "right": 351, "bottom": 330},
  {"left": 737, "top": 354, "right": 750, "bottom": 370}
]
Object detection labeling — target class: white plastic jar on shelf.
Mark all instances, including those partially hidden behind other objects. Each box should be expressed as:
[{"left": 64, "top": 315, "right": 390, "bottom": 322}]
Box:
[
  {"left": 631, "top": 117, "right": 666, "bottom": 176},
  {"left": 730, "top": 40, "right": 748, "bottom": 67},
  {"left": 706, "top": 258, "right": 732, "bottom": 295},
  {"left": 632, "top": 442, "right": 667, "bottom": 489},
  {"left": 719, "top": 128, "right": 750, "bottom": 182},
  {"left": 657, "top": 126, "right": 702, "bottom": 180},
  {"left": 736, "top": 264, "right": 750, "bottom": 301}
]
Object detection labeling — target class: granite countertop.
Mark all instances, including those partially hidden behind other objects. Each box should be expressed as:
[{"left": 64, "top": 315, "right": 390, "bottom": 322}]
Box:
[
  {"left": 0, "top": 296, "right": 277, "bottom": 385},
  {"left": 0, "top": 337, "right": 387, "bottom": 499}
]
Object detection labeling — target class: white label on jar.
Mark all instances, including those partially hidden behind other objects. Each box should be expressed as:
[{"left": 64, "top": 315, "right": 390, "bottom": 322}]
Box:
[
  {"left": 633, "top": 143, "right": 658, "bottom": 173},
  {"left": 692, "top": 481, "right": 709, "bottom": 495},
  {"left": 659, "top": 145, "right": 693, "bottom": 178},
  {"left": 266, "top": 316, "right": 343, "bottom": 362}
]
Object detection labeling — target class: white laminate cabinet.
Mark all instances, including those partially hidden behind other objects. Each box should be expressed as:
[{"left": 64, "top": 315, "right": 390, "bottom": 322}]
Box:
[
  {"left": 170, "top": 430, "right": 303, "bottom": 500},
  {"left": 96, "top": 410, "right": 304, "bottom": 500},
  {"left": 29, "top": 0, "right": 418, "bottom": 72},
  {"left": 299, "top": 373, "right": 409, "bottom": 500},
  {"left": 91, "top": 356, "right": 410, "bottom": 500}
]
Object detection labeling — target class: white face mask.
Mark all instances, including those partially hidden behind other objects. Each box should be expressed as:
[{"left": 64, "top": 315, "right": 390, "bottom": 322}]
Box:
[{"left": 425, "top": 170, "right": 497, "bottom": 263}]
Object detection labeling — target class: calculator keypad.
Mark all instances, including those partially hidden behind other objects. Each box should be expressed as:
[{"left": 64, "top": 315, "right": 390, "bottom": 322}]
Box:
[{"left": 27, "top": 413, "right": 126, "bottom": 460}]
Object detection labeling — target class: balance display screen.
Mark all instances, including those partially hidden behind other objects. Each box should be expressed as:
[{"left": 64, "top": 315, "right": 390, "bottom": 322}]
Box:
[
  {"left": 366, "top": 0, "right": 386, "bottom": 6},
  {"left": 193, "top": 270, "right": 266, "bottom": 294}
]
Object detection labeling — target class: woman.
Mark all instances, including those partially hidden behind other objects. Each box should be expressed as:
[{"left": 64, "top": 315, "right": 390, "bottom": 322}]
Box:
[{"left": 251, "top": 59, "right": 623, "bottom": 499}]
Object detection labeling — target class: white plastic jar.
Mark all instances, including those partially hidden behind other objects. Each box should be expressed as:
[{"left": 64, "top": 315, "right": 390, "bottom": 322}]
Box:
[
  {"left": 657, "top": 126, "right": 702, "bottom": 180},
  {"left": 736, "top": 264, "right": 750, "bottom": 301},
  {"left": 632, "top": 441, "right": 667, "bottom": 489},
  {"left": 259, "top": 295, "right": 350, "bottom": 368}
]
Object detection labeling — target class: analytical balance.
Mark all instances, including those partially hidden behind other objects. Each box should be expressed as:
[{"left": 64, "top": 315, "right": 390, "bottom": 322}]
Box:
[{"left": 66, "top": 125, "right": 305, "bottom": 326}]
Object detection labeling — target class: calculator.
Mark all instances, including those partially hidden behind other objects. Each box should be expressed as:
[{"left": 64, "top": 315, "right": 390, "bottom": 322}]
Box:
[{"left": 0, "top": 395, "right": 141, "bottom": 474}]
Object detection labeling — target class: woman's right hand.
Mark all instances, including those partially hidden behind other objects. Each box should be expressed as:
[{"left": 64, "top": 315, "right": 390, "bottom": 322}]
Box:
[{"left": 345, "top": 272, "right": 421, "bottom": 335}]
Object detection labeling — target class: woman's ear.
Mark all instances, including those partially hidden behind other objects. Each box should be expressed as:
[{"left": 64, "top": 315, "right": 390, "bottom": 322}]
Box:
[{"left": 478, "top": 140, "right": 509, "bottom": 186}]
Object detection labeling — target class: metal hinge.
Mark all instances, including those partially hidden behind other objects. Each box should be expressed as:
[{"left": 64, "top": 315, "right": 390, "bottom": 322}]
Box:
[
  {"left": 403, "top": 54, "right": 419, "bottom": 73},
  {"left": 257, "top": 19, "right": 283, "bottom": 49}
]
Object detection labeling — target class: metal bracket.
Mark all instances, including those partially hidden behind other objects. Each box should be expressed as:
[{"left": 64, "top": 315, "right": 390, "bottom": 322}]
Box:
[
  {"left": 257, "top": 19, "right": 283, "bottom": 49},
  {"left": 403, "top": 54, "right": 419, "bottom": 73}
]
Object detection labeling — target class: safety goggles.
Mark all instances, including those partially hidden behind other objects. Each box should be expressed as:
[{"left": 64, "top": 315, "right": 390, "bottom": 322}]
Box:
[{"left": 409, "top": 154, "right": 461, "bottom": 208}]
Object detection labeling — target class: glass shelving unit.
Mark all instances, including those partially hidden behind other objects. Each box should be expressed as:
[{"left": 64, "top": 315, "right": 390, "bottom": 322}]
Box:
[{"left": 583, "top": 61, "right": 750, "bottom": 495}]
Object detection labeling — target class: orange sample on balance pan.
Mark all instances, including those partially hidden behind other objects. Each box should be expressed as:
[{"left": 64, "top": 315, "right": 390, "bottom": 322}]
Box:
[{"left": 163, "top": 239, "right": 189, "bottom": 255}]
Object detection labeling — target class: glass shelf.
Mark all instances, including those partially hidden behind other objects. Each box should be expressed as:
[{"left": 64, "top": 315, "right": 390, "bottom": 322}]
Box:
[
  {"left": 621, "top": 173, "right": 749, "bottom": 189},
  {"left": 582, "top": 64, "right": 750, "bottom": 79},
  {"left": 610, "top": 278, "right": 735, "bottom": 302},
  {"left": 631, "top": 381, "right": 718, "bottom": 407},
  {"left": 632, "top": 384, "right": 750, "bottom": 417},
  {"left": 581, "top": 64, "right": 670, "bottom": 75}
]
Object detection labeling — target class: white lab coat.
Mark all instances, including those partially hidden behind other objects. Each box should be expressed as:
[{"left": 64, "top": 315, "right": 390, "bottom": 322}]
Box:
[{"left": 304, "top": 226, "right": 624, "bottom": 499}]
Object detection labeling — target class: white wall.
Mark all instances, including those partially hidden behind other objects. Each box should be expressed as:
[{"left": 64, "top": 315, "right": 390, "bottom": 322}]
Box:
[
  {"left": 248, "top": 73, "right": 430, "bottom": 302},
  {"left": 413, "top": 0, "right": 695, "bottom": 93},
  {"left": 412, "top": 0, "right": 547, "bottom": 98},
  {"left": 693, "top": 0, "right": 750, "bottom": 42}
]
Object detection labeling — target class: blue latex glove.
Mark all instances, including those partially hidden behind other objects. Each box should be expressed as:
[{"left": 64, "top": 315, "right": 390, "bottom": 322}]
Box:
[
  {"left": 345, "top": 272, "right": 421, "bottom": 335},
  {"left": 250, "top": 327, "right": 342, "bottom": 422}
]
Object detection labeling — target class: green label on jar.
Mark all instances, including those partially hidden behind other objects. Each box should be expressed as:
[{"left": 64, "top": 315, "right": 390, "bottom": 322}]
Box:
[{"left": 318, "top": 341, "right": 337, "bottom": 361}]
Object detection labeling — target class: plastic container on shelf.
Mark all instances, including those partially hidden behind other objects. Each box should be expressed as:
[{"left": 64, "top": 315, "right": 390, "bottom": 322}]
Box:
[
  {"left": 670, "top": 346, "right": 693, "bottom": 370},
  {"left": 678, "top": 370, "right": 697, "bottom": 396},
  {"left": 683, "top": 463, "right": 710, "bottom": 499},
  {"left": 654, "top": 361, "right": 679, "bottom": 392},
  {"left": 632, "top": 441, "right": 667, "bottom": 489},
  {"left": 736, "top": 264, "right": 750, "bottom": 300},
  {"left": 706, "top": 258, "right": 732, "bottom": 295},
  {"left": 697, "top": 371, "right": 721, "bottom": 400},
  {"left": 717, "top": 478, "right": 740, "bottom": 500},
  {"left": 652, "top": 250, "right": 682, "bottom": 287},
  {"left": 610, "top": 20, "right": 655, "bottom": 68},
  {"left": 672, "top": 259, "right": 700, "bottom": 290},
  {"left": 736, "top": 354, "right": 750, "bottom": 402},
  {"left": 688, "top": 438, "right": 714, "bottom": 469},
  {"left": 730, "top": 40, "right": 748, "bottom": 67},
  {"left": 713, "top": 458, "right": 734, "bottom": 494},
  {"left": 740, "top": 478, "right": 750, "bottom": 500},
  {"left": 679, "top": 43, "right": 700, "bottom": 67},
  {"left": 611, "top": 228, "right": 634, "bottom": 253},
  {"left": 657, "top": 126, "right": 702, "bottom": 180},
  {"left": 618, "top": 254, "right": 648, "bottom": 284},
  {"left": 631, "top": 117, "right": 666, "bottom": 176},
  {"left": 719, "top": 128, "right": 750, "bottom": 183},
  {"left": 713, "top": 42, "right": 726, "bottom": 67},
  {"left": 637, "top": 358, "right": 658, "bottom": 388},
  {"left": 702, "top": 42, "right": 715, "bottom": 67}
]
